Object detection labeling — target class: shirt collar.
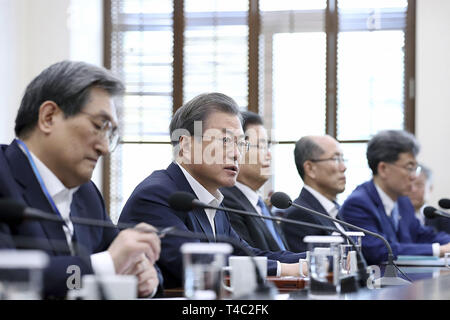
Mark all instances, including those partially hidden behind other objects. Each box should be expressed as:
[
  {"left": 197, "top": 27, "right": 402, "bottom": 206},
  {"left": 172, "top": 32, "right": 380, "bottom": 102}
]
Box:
[
  {"left": 176, "top": 162, "right": 224, "bottom": 206},
  {"left": 303, "top": 184, "right": 337, "bottom": 214},
  {"left": 374, "top": 181, "right": 396, "bottom": 217},
  {"left": 235, "top": 181, "right": 260, "bottom": 208}
]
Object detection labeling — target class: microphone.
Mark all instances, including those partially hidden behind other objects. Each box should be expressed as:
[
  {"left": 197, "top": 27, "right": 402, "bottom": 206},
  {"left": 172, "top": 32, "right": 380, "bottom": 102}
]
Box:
[
  {"left": 167, "top": 193, "right": 278, "bottom": 299},
  {"left": 168, "top": 191, "right": 362, "bottom": 292},
  {"left": 162, "top": 227, "right": 279, "bottom": 299},
  {"left": 270, "top": 191, "right": 411, "bottom": 287},
  {"left": 424, "top": 206, "right": 450, "bottom": 219},
  {"left": 0, "top": 199, "right": 173, "bottom": 236},
  {"left": 438, "top": 198, "right": 450, "bottom": 209}
]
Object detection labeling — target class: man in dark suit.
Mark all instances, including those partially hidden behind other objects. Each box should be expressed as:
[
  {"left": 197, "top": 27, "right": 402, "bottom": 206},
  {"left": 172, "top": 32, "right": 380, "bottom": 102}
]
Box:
[
  {"left": 281, "top": 135, "right": 348, "bottom": 252},
  {"left": 0, "top": 61, "right": 162, "bottom": 298},
  {"left": 220, "top": 111, "right": 287, "bottom": 251},
  {"left": 119, "top": 93, "right": 306, "bottom": 289},
  {"left": 340, "top": 130, "right": 450, "bottom": 265},
  {"left": 407, "top": 164, "right": 450, "bottom": 234}
]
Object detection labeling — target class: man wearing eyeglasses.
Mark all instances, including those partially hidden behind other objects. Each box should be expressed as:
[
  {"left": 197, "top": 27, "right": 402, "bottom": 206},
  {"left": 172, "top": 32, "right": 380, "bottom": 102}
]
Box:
[
  {"left": 340, "top": 130, "right": 450, "bottom": 265},
  {"left": 119, "top": 93, "right": 306, "bottom": 290},
  {"left": 281, "top": 135, "right": 348, "bottom": 252},
  {"left": 220, "top": 111, "right": 288, "bottom": 252},
  {"left": 0, "top": 61, "right": 162, "bottom": 299}
]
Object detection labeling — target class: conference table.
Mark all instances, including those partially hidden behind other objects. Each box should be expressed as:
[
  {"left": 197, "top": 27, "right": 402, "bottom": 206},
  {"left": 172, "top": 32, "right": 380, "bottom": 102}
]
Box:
[{"left": 163, "top": 266, "right": 450, "bottom": 300}]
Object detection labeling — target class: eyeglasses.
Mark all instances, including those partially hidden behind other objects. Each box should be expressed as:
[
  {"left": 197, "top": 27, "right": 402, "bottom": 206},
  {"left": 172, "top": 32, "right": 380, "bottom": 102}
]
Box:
[
  {"left": 79, "top": 111, "right": 119, "bottom": 152},
  {"left": 248, "top": 141, "right": 272, "bottom": 152},
  {"left": 388, "top": 163, "right": 422, "bottom": 176},
  {"left": 202, "top": 136, "right": 250, "bottom": 153},
  {"left": 310, "top": 156, "right": 347, "bottom": 165}
]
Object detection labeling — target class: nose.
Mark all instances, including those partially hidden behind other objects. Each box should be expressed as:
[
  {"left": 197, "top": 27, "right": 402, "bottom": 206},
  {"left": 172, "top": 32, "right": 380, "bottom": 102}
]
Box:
[
  {"left": 266, "top": 147, "right": 272, "bottom": 160},
  {"left": 339, "top": 160, "right": 347, "bottom": 172},
  {"left": 95, "top": 137, "right": 109, "bottom": 156}
]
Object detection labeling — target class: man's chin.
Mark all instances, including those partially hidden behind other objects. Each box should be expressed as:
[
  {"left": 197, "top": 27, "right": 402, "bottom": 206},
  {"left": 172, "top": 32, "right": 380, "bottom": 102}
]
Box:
[{"left": 222, "top": 177, "right": 237, "bottom": 187}]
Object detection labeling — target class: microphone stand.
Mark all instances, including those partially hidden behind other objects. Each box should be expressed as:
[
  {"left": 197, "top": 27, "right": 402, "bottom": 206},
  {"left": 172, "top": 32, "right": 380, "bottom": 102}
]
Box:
[
  {"left": 163, "top": 228, "right": 278, "bottom": 300},
  {"left": 195, "top": 202, "right": 366, "bottom": 292},
  {"left": 286, "top": 201, "right": 411, "bottom": 286}
]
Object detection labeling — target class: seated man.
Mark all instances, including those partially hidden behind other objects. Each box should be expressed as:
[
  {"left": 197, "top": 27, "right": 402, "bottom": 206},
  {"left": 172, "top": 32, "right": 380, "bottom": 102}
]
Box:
[
  {"left": 119, "top": 93, "right": 306, "bottom": 289},
  {"left": 220, "top": 111, "right": 287, "bottom": 251},
  {"left": 408, "top": 164, "right": 450, "bottom": 234},
  {"left": 281, "top": 135, "right": 347, "bottom": 252},
  {"left": 0, "top": 61, "right": 162, "bottom": 298},
  {"left": 340, "top": 130, "right": 450, "bottom": 265}
]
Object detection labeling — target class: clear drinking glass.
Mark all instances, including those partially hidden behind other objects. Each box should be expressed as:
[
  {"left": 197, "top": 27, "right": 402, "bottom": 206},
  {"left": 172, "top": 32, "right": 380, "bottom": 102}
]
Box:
[
  {"left": 181, "top": 243, "right": 232, "bottom": 300},
  {"left": 303, "top": 236, "right": 343, "bottom": 298}
]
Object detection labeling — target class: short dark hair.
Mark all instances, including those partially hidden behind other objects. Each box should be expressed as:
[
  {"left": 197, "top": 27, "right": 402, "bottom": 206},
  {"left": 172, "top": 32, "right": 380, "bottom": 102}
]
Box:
[
  {"left": 294, "top": 136, "right": 325, "bottom": 181},
  {"left": 169, "top": 92, "right": 241, "bottom": 147},
  {"left": 15, "top": 60, "right": 124, "bottom": 138},
  {"left": 366, "top": 130, "right": 420, "bottom": 175},
  {"left": 241, "top": 111, "right": 263, "bottom": 132}
]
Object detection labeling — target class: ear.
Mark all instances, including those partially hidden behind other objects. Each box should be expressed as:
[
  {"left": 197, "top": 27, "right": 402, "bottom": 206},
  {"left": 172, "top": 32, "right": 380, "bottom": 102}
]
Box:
[
  {"left": 37, "top": 101, "right": 61, "bottom": 134},
  {"left": 303, "top": 161, "right": 316, "bottom": 179},
  {"left": 178, "top": 135, "right": 192, "bottom": 160},
  {"left": 377, "top": 162, "right": 388, "bottom": 179}
]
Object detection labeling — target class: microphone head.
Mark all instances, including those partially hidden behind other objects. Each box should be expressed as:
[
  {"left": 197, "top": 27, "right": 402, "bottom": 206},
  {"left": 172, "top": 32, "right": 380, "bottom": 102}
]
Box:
[
  {"left": 270, "top": 192, "right": 292, "bottom": 209},
  {"left": 0, "top": 199, "right": 26, "bottom": 224},
  {"left": 438, "top": 198, "right": 450, "bottom": 209},
  {"left": 423, "top": 206, "right": 437, "bottom": 219},
  {"left": 168, "top": 192, "right": 197, "bottom": 211}
]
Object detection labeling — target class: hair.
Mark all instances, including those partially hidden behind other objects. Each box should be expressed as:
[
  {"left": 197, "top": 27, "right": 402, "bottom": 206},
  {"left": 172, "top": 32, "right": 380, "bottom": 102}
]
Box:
[
  {"left": 241, "top": 111, "right": 264, "bottom": 132},
  {"left": 15, "top": 60, "right": 125, "bottom": 138},
  {"left": 294, "top": 136, "right": 325, "bottom": 181},
  {"left": 169, "top": 92, "right": 241, "bottom": 148},
  {"left": 366, "top": 130, "right": 420, "bottom": 175}
]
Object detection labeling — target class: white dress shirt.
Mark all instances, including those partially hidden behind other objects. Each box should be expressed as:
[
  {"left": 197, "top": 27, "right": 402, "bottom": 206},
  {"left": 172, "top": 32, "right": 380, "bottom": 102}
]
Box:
[
  {"left": 234, "top": 181, "right": 261, "bottom": 215},
  {"left": 303, "top": 185, "right": 346, "bottom": 233},
  {"left": 22, "top": 147, "right": 116, "bottom": 275},
  {"left": 177, "top": 163, "right": 283, "bottom": 276},
  {"left": 177, "top": 162, "right": 224, "bottom": 236},
  {"left": 235, "top": 181, "right": 282, "bottom": 276},
  {"left": 374, "top": 182, "right": 440, "bottom": 257}
]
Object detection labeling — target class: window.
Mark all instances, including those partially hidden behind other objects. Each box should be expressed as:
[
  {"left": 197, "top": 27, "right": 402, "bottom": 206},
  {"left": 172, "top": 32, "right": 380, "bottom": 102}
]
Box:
[{"left": 105, "top": 0, "right": 415, "bottom": 219}]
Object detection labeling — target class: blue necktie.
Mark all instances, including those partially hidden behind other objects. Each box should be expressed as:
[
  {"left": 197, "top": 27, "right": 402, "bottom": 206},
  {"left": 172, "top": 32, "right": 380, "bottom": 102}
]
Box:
[
  {"left": 257, "top": 197, "right": 286, "bottom": 250},
  {"left": 391, "top": 203, "right": 400, "bottom": 232}
]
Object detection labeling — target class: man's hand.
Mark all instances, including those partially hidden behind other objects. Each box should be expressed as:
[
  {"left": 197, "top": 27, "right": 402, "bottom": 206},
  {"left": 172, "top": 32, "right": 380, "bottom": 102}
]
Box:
[
  {"left": 108, "top": 223, "right": 161, "bottom": 274},
  {"left": 125, "top": 253, "right": 160, "bottom": 297},
  {"left": 439, "top": 242, "right": 450, "bottom": 257}
]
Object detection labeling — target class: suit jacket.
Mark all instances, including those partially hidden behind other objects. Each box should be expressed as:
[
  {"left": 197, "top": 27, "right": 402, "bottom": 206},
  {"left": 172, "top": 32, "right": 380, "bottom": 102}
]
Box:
[
  {"left": 425, "top": 215, "right": 450, "bottom": 235},
  {"left": 281, "top": 187, "right": 343, "bottom": 253},
  {"left": 220, "top": 186, "right": 287, "bottom": 251},
  {"left": 119, "top": 162, "right": 304, "bottom": 289},
  {"left": 0, "top": 141, "right": 164, "bottom": 298},
  {"left": 340, "top": 180, "right": 450, "bottom": 265}
]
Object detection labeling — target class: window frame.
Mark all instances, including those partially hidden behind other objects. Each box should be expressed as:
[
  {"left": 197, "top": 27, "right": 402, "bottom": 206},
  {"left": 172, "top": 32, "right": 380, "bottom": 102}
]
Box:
[{"left": 103, "top": 0, "right": 415, "bottom": 213}]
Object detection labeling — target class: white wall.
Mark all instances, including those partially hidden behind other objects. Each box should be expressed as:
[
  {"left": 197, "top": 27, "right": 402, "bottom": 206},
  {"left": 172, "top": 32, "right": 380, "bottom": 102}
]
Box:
[
  {"left": 0, "top": 0, "right": 103, "bottom": 188},
  {"left": 416, "top": 0, "right": 450, "bottom": 207},
  {"left": 1, "top": 0, "right": 449, "bottom": 205}
]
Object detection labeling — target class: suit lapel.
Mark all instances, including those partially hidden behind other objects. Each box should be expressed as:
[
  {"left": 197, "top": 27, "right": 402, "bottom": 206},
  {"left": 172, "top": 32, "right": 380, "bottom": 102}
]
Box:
[
  {"left": 166, "top": 162, "right": 215, "bottom": 242},
  {"left": 5, "top": 141, "right": 70, "bottom": 254},
  {"left": 227, "top": 187, "right": 271, "bottom": 235},
  {"left": 366, "top": 181, "right": 398, "bottom": 241},
  {"left": 299, "top": 188, "right": 337, "bottom": 229}
]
